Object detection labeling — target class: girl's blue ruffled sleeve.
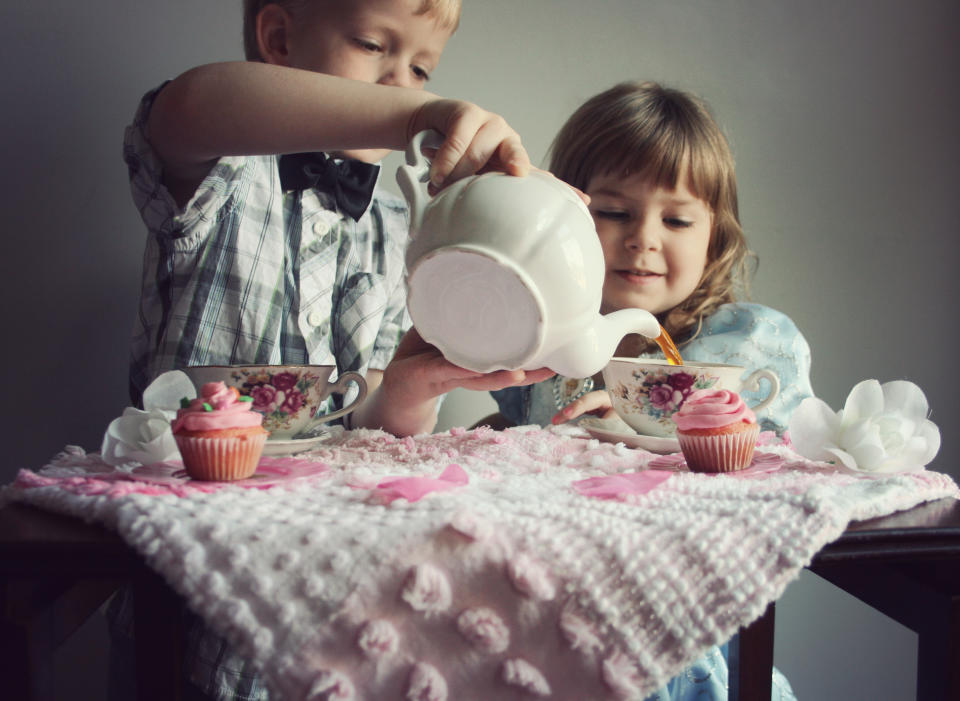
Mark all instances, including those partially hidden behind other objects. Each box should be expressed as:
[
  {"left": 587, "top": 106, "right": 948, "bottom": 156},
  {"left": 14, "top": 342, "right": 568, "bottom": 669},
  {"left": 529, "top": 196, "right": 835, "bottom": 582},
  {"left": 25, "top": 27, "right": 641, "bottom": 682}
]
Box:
[{"left": 680, "top": 303, "right": 813, "bottom": 433}]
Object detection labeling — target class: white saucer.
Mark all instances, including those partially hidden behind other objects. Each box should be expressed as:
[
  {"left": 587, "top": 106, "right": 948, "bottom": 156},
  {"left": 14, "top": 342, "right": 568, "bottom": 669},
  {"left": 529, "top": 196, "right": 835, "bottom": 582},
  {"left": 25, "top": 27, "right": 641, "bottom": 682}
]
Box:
[
  {"left": 579, "top": 419, "right": 680, "bottom": 454},
  {"left": 262, "top": 432, "right": 333, "bottom": 456}
]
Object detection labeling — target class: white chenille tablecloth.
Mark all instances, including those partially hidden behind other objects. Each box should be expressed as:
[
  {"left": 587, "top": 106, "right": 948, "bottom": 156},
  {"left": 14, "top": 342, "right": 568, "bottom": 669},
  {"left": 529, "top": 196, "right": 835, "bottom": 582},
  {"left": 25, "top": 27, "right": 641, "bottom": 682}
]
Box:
[{"left": 5, "top": 425, "right": 957, "bottom": 700}]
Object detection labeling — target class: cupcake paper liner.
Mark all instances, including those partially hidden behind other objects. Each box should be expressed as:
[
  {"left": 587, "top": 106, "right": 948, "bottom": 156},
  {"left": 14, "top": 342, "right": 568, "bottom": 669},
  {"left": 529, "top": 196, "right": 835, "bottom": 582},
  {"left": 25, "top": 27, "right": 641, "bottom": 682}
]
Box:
[
  {"left": 175, "top": 433, "right": 267, "bottom": 482},
  {"left": 677, "top": 424, "right": 760, "bottom": 473}
]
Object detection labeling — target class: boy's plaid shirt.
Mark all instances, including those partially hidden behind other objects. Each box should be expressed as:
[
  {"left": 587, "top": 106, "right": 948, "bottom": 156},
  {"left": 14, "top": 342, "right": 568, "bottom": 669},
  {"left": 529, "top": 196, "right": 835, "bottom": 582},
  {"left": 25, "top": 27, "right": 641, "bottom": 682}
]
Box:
[
  {"left": 125, "top": 86, "right": 411, "bottom": 407},
  {"left": 113, "top": 86, "right": 413, "bottom": 698}
]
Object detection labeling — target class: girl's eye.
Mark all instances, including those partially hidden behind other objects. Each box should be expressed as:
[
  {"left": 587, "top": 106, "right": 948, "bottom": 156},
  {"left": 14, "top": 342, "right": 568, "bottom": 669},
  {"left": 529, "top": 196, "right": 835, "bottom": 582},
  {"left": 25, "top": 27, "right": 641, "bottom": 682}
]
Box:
[
  {"left": 664, "top": 217, "right": 694, "bottom": 228},
  {"left": 593, "top": 210, "right": 630, "bottom": 221},
  {"left": 412, "top": 65, "right": 430, "bottom": 81}
]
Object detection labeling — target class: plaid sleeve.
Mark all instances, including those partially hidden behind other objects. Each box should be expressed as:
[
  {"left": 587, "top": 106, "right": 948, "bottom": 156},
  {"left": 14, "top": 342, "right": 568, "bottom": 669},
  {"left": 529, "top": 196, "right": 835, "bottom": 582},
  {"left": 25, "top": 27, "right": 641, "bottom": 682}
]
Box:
[{"left": 123, "top": 83, "right": 251, "bottom": 244}]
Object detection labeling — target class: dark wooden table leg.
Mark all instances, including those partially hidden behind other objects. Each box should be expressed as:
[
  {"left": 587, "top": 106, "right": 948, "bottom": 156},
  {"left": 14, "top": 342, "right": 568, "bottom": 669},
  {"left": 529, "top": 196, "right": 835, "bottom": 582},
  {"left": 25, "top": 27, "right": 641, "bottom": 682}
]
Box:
[
  {"left": 134, "top": 568, "right": 184, "bottom": 701},
  {"left": 916, "top": 588, "right": 959, "bottom": 701},
  {"left": 1, "top": 576, "right": 120, "bottom": 701},
  {"left": 810, "top": 559, "right": 960, "bottom": 701},
  {"left": 729, "top": 601, "right": 775, "bottom": 701}
]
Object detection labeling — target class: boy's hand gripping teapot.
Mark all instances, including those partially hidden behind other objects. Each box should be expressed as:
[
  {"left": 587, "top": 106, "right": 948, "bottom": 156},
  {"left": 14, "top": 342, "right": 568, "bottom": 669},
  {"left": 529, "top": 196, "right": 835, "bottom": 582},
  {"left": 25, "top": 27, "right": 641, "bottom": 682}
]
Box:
[{"left": 397, "top": 130, "right": 661, "bottom": 379}]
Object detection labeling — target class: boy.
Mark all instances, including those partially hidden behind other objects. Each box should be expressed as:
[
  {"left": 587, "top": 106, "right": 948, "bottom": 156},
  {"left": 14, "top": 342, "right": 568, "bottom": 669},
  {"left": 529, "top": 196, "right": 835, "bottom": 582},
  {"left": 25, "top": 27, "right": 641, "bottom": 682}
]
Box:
[
  {"left": 113, "top": 2, "right": 554, "bottom": 698},
  {"left": 127, "top": 0, "right": 553, "bottom": 439}
]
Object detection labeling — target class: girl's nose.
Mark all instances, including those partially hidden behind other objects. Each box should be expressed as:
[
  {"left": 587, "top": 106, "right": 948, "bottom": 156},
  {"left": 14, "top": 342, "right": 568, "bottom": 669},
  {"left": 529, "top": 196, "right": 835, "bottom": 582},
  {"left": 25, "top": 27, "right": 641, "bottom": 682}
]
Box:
[{"left": 625, "top": 218, "right": 661, "bottom": 251}]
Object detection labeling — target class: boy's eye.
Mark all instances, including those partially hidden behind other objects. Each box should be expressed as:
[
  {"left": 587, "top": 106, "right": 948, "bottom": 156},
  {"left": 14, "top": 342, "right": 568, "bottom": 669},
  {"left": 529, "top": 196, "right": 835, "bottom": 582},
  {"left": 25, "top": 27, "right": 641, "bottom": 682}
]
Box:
[
  {"left": 412, "top": 65, "right": 430, "bottom": 81},
  {"left": 353, "top": 37, "right": 382, "bottom": 52}
]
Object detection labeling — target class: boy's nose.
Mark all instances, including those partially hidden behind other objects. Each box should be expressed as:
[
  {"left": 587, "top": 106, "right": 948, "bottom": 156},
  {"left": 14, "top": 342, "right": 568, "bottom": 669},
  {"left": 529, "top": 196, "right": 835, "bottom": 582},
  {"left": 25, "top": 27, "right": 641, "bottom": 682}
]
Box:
[{"left": 378, "top": 63, "right": 414, "bottom": 89}]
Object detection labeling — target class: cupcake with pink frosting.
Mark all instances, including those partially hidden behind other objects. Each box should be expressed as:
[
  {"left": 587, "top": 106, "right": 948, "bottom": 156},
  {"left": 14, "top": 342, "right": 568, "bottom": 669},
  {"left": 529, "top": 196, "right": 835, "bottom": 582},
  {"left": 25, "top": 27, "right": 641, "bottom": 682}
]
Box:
[
  {"left": 672, "top": 389, "right": 759, "bottom": 472},
  {"left": 172, "top": 382, "right": 269, "bottom": 481}
]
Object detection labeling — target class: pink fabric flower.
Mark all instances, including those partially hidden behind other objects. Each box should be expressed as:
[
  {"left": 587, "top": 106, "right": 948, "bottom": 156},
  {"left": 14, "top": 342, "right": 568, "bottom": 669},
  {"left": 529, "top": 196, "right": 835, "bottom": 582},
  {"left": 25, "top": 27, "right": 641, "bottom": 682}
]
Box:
[
  {"left": 401, "top": 563, "right": 452, "bottom": 613},
  {"left": 448, "top": 510, "right": 493, "bottom": 541},
  {"left": 507, "top": 554, "right": 556, "bottom": 600},
  {"left": 356, "top": 619, "right": 399, "bottom": 658},
  {"left": 501, "top": 658, "right": 551, "bottom": 696},
  {"left": 406, "top": 662, "right": 448, "bottom": 701},
  {"left": 602, "top": 651, "right": 642, "bottom": 698},
  {"left": 305, "top": 670, "right": 354, "bottom": 700},
  {"left": 457, "top": 607, "right": 510, "bottom": 653},
  {"left": 559, "top": 609, "right": 604, "bottom": 654}
]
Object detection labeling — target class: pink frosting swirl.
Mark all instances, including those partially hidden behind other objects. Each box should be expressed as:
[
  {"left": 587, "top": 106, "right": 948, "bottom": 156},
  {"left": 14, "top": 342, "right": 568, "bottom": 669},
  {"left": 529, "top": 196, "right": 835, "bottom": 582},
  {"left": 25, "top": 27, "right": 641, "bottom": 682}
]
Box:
[
  {"left": 671, "top": 389, "right": 756, "bottom": 431},
  {"left": 172, "top": 382, "right": 265, "bottom": 432}
]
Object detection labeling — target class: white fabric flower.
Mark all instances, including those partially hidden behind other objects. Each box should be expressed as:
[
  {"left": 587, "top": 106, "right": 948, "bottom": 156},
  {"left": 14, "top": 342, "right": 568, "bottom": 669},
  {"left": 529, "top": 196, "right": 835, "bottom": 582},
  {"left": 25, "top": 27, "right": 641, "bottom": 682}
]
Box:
[
  {"left": 100, "top": 371, "right": 197, "bottom": 466},
  {"left": 789, "top": 379, "right": 940, "bottom": 473}
]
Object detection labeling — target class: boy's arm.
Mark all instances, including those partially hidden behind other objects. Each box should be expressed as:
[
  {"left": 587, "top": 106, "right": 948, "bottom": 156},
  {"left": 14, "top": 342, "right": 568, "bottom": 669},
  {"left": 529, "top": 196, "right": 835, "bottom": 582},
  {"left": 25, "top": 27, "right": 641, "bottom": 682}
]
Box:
[{"left": 147, "top": 61, "right": 528, "bottom": 206}]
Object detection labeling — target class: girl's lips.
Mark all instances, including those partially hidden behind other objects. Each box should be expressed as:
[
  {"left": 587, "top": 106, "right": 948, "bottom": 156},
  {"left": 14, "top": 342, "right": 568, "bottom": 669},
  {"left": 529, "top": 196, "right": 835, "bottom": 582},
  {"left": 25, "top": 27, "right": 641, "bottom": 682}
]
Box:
[{"left": 614, "top": 270, "right": 663, "bottom": 286}]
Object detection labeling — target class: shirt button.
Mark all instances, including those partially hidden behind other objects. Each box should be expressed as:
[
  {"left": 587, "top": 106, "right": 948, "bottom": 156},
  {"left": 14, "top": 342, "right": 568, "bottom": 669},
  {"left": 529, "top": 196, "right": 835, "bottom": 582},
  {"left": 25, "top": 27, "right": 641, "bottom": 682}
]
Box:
[
  {"left": 307, "top": 310, "right": 326, "bottom": 327},
  {"left": 312, "top": 220, "right": 329, "bottom": 236}
]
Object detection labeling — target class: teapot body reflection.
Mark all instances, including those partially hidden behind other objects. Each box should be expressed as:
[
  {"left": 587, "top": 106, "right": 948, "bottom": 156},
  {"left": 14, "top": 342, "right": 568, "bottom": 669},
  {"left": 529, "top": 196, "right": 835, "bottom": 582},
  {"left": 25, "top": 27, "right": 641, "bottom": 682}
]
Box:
[{"left": 397, "top": 130, "right": 661, "bottom": 379}]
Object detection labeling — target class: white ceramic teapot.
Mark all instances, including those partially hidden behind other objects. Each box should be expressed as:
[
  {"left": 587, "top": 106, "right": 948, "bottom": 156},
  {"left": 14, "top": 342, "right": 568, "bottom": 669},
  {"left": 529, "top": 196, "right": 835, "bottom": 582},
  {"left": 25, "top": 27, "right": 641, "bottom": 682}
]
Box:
[{"left": 397, "top": 130, "right": 662, "bottom": 379}]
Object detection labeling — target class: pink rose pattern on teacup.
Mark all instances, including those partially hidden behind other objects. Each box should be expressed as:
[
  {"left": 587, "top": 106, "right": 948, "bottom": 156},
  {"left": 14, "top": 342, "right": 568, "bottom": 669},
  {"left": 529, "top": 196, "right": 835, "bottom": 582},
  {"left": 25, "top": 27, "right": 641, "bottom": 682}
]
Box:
[
  {"left": 610, "top": 369, "right": 719, "bottom": 426},
  {"left": 231, "top": 369, "right": 325, "bottom": 433}
]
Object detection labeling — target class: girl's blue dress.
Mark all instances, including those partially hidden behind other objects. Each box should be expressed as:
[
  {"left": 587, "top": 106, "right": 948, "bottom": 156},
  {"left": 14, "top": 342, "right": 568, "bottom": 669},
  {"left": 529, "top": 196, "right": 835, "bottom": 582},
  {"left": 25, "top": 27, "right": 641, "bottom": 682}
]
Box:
[{"left": 492, "top": 303, "right": 812, "bottom": 700}]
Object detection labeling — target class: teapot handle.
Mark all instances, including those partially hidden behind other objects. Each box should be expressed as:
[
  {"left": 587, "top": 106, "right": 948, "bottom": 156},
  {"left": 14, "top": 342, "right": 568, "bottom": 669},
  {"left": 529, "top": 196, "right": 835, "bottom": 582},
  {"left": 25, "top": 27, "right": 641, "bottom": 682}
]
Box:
[{"left": 396, "top": 129, "right": 445, "bottom": 235}]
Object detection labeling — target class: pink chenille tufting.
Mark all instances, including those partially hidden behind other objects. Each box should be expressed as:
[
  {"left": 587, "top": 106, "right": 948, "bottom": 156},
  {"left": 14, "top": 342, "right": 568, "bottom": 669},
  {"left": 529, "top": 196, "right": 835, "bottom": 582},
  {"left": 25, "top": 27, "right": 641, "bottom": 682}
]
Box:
[{"left": 8, "top": 426, "right": 958, "bottom": 699}]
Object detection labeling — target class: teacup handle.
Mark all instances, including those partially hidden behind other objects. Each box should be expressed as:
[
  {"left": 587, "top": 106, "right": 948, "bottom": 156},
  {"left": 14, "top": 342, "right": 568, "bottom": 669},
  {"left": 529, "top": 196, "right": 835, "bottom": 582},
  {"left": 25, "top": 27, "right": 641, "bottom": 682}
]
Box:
[
  {"left": 741, "top": 368, "right": 780, "bottom": 414},
  {"left": 296, "top": 371, "right": 368, "bottom": 437},
  {"left": 396, "top": 129, "right": 444, "bottom": 233}
]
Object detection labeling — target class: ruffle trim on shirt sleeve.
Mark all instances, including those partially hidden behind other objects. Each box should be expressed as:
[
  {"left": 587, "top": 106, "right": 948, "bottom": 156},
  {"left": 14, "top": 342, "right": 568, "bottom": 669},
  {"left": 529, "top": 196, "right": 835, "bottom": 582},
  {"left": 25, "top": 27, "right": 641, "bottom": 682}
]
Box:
[{"left": 123, "top": 82, "right": 256, "bottom": 247}]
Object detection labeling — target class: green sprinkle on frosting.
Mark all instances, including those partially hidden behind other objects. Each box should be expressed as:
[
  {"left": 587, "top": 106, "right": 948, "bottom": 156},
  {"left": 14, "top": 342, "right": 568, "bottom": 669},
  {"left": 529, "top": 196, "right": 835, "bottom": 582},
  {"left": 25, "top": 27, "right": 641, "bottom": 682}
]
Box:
[
  {"left": 180, "top": 397, "right": 191, "bottom": 408},
  {"left": 239, "top": 395, "right": 254, "bottom": 402},
  {"left": 202, "top": 402, "right": 213, "bottom": 412}
]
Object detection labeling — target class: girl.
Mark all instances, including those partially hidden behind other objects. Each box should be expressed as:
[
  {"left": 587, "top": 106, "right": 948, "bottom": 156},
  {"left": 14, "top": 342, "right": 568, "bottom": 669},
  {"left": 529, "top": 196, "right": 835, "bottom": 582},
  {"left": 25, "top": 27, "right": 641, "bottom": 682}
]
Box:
[
  {"left": 487, "top": 81, "right": 811, "bottom": 700},
  {"left": 489, "top": 81, "right": 812, "bottom": 435}
]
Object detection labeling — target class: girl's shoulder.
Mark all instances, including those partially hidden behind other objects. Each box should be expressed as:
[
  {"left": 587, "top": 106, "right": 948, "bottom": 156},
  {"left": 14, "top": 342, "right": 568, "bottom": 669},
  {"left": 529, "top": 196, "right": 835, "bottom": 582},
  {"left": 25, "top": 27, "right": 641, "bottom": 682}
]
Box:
[
  {"left": 700, "top": 302, "right": 804, "bottom": 339},
  {"left": 685, "top": 302, "right": 811, "bottom": 367}
]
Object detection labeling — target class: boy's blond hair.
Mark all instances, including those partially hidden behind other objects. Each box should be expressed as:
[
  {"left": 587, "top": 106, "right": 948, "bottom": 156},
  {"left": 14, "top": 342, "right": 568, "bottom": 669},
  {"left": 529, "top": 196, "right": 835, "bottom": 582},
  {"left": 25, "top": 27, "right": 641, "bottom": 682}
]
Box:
[
  {"left": 242, "top": 0, "right": 462, "bottom": 61},
  {"left": 547, "top": 81, "right": 753, "bottom": 351}
]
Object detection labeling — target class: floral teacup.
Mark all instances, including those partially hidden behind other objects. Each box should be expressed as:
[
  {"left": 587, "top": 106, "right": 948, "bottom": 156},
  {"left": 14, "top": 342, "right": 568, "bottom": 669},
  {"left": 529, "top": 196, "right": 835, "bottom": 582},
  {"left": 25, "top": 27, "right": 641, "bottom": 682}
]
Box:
[
  {"left": 601, "top": 358, "right": 779, "bottom": 437},
  {"left": 182, "top": 365, "right": 367, "bottom": 440}
]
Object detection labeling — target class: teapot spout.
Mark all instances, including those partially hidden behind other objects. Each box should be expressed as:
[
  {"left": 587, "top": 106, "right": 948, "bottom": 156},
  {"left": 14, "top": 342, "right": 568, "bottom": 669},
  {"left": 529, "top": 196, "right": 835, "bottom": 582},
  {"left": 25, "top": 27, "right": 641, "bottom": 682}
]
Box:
[
  {"left": 600, "top": 307, "right": 661, "bottom": 341},
  {"left": 539, "top": 308, "right": 660, "bottom": 379}
]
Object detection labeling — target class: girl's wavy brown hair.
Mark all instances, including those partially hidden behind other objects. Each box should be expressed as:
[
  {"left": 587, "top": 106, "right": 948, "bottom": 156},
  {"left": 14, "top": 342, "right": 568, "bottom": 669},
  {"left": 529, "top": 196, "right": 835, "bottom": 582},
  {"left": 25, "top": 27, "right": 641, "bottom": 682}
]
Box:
[
  {"left": 242, "top": 0, "right": 462, "bottom": 61},
  {"left": 547, "top": 81, "right": 754, "bottom": 353}
]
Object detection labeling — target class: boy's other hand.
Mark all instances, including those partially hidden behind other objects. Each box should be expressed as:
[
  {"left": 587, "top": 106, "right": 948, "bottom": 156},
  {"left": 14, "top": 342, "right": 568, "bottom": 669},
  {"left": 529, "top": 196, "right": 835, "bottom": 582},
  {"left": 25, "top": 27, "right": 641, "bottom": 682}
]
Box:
[
  {"left": 384, "top": 328, "right": 554, "bottom": 403},
  {"left": 409, "top": 99, "right": 530, "bottom": 191}
]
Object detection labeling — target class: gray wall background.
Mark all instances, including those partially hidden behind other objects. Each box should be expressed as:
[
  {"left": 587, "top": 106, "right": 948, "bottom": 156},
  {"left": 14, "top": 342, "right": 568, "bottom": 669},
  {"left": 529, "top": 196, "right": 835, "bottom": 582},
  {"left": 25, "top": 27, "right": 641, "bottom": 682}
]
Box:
[{"left": 3, "top": 1, "right": 957, "bottom": 698}]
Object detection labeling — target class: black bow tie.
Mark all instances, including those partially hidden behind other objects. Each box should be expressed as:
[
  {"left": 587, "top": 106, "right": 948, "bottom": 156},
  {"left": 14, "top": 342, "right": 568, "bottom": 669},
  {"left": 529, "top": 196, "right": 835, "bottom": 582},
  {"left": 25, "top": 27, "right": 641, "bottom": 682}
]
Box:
[{"left": 278, "top": 152, "right": 380, "bottom": 221}]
